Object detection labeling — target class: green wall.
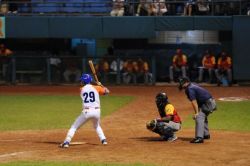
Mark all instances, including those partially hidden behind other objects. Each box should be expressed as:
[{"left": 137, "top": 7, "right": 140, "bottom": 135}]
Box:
[
  {"left": 4, "top": 16, "right": 250, "bottom": 81},
  {"left": 5, "top": 16, "right": 232, "bottom": 38}
]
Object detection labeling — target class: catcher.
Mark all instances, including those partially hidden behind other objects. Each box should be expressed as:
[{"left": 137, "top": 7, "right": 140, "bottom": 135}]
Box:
[{"left": 146, "top": 92, "right": 181, "bottom": 142}]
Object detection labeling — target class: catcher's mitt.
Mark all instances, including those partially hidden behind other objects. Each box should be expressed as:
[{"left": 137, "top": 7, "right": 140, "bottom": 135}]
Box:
[{"left": 146, "top": 119, "right": 157, "bottom": 131}]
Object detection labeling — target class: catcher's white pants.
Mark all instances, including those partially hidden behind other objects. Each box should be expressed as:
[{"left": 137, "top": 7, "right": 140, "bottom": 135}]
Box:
[{"left": 64, "top": 108, "right": 106, "bottom": 143}]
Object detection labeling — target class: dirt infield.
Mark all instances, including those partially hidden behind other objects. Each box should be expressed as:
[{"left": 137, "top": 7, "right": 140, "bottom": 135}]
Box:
[{"left": 0, "top": 85, "right": 250, "bottom": 166}]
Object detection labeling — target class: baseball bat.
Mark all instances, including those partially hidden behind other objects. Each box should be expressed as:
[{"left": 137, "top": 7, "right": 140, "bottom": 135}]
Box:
[{"left": 88, "top": 60, "right": 101, "bottom": 85}]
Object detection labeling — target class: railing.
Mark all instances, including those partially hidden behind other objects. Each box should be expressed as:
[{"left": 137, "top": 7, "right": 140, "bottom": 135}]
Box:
[
  {"left": 0, "top": 0, "right": 249, "bottom": 16},
  {"left": 0, "top": 54, "right": 155, "bottom": 85}
]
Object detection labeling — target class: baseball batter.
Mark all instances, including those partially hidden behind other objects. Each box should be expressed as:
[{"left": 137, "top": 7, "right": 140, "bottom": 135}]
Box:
[
  {"left": 179, "top": 77, "right": 216, "bottom": 143},
  {"left": 60, "top": 73, "right": 109, "bottom": 148}
]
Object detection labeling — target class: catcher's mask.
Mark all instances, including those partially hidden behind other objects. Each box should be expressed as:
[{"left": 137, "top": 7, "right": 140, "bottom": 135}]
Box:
[
  {"left": 178, "top": 77, "right": 190, "bottom": 90},
  {"left": 80, "top": 73, "right": 92, "bottom": 84},
  {"left": 155, "top": 93, "right": 168, "bottom": 108}
]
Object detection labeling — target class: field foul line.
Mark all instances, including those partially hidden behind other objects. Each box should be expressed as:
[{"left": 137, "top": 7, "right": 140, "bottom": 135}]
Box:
[
  {"left": 0, "top": 139, "right": 25, "bottom": 142},
  {"left": 70, "top": 141, "right": 86, "bottom": 145},
  {"left": 0, "top": 151, "right": 26, "bottom": 158}
]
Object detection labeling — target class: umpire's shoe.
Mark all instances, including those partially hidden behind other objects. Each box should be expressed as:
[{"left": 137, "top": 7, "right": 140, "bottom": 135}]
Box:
[
  {"left": 60, "top": 141, "right": 70, "bottom": 148},
  {"left": 190, "top": 137, "right": 204, "bottom": 143},
  {"left": 204, "top": 135, "right": 210, "bottom": 140}
]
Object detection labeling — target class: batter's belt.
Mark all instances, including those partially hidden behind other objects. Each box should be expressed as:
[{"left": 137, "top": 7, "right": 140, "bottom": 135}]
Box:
[{"left": 84, "top": 107, "right": 100, "bottom": 109}]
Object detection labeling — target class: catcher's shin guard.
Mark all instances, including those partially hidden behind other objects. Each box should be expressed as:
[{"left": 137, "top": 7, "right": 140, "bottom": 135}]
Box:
[{"left": 157, "top": 122, "right": 174, "bottom": 138}]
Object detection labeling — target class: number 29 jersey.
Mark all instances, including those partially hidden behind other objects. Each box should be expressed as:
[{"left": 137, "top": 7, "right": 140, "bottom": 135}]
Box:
[{"left": 80, "top": 84, "right": 106, "bottom": 109}]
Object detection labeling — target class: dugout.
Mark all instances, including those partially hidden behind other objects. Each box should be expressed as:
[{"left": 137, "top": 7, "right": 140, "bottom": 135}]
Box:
[{"left": 1, "top": 16, "right": 250, "bottom": 84}]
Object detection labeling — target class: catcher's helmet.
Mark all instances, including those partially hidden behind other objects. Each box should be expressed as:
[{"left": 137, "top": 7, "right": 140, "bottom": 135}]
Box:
[
  {"left": 178, "top": 77, "right": 190, "bottom": 90},
  {"left": 155, "top": 93, "right": 168, "bottom": 108},
  {"left": 80, "top": 73, "right": 92, "bottom": 84}
]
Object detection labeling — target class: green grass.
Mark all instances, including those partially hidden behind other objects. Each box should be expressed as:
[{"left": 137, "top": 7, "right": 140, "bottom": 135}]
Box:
[
  {"left": 0, "top": 161, "right": 153, "bottom": 166},
  {"left": 0, "top": 95, "right": 134, "bottom": 131},
  {"left": 182, "top": 101, "right": 250, "bottom": 131}
]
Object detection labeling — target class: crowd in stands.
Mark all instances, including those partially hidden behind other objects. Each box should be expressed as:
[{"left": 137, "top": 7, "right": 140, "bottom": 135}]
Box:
[
  {"left": 111, "top": 0, "right": 250, "bottom": 16},
  {"left": 0, "top": 0, "right": 249, "bottom": 16},
  {"left": 183, "top": 0, "right": 210, "bottom": 16}
]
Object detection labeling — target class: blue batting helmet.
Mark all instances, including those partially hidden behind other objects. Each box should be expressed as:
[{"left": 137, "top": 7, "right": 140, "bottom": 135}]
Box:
[{"left": 80, "top": 74, "right": 92, "bottom": 84}]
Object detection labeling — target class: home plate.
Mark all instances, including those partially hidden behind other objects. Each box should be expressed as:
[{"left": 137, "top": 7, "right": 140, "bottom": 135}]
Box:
[
  {"left": 218, "top": 97, "right": 249, "bottom": 101},
  {"left": 70, "top": 142, "right": 86, "bottom": 145}
]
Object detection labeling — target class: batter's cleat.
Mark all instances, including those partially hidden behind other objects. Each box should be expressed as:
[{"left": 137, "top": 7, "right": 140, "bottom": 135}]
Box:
[
  {"left": 190, "top": 137, "right": 204, "bottom": 143},
  {"left": 59, "top": 141, "right": 70, "bottom": 148},
  {"left": 204, "top": 135, "right": 210, "bottom": 140},
  {"left": 101, "top": 139, "right": 107, "bottom": 145},
  {"left": 167, "top": 135, "right": 178, "bottom": 142}
]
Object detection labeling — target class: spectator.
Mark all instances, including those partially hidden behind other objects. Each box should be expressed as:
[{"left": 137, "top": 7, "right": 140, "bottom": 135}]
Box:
[
  {"left": 136, "top": 0, "right": 153, "bottom": 16},
  {"left": 215, "top": 51, "right": 232, "bottom": 86},
  {"left": 63, "top": 59, "right": 81, "bottom": 83},
  {"left": 0, "top": 1, "right": 9, "bottom": 14},
  {"left": 0, "top": 43, "right": 13, "bottom": 82},
  {"left": 105, "top": 46, "right": 119, "bottom": 73},
  {"left": 124, "top": 0, "right": 136, "bottom": 16},
  {"left": 49, "top": 51, "right": 62, "bottom": 83},
  {"left": 151, "top": 0, "right": 168, "bottom": 16},
  {"left": 8, "top": 0, "right": 18, "bottom": 14},
  {"left": 110, "top": 0, "right": 125, "bottom": 16},
  {"left": 110, "top": 58, "right": 124, "bottom": 73},
  {"left": 169, "top": 48, "right": 188, "bottom": 83},
  {"left": 198, "top": 50, "right": 215, "bottom": 83},
  {"left": 137, "top": 58, "right": 153, "bottom": 84},
  {"left": 247, "top": 7, "right": 250, "bottom": 16},
  {"left": 183, "top": 0, "right": 195, "bottom": 16},
  {"left": 110, "top": 58, "right": 124, "bottom": 84},
  {"left": 122, "top": 59, "right": 137, "bottom": 84},
  {"left": 95, "top": 58, "right": 110, "bottom": 84},
  {"left": 196, "top": 0, "right": 210, "bottom": 15}
]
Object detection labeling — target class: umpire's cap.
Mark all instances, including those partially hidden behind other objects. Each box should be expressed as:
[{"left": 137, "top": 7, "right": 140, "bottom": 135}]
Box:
[
  {"left": 80, "top": 73, "right": 92, "bottom": 84},
  {"left": 178, "top": 77, "right": 190, "bottom": 90}
]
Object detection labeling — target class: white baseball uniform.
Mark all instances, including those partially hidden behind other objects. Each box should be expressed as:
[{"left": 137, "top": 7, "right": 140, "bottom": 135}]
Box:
[{"left": 63, "top": 84, "right": 109, "bottom": 143}]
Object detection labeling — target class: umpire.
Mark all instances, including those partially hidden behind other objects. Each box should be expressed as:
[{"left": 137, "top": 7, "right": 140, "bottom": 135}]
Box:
[{"left": 179, "top": 77, "right": 216, "bottom": 143}]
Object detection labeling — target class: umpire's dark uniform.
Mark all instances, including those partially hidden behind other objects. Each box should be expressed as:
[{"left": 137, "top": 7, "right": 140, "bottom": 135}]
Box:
[{"left": 179, "top": 77, "right": 216, "bottom": 143}]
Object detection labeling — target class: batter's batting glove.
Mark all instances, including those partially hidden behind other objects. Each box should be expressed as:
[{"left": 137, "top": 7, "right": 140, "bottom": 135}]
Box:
[{"left": 96, "top": 81, "right": 102, "bottom": 86}]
